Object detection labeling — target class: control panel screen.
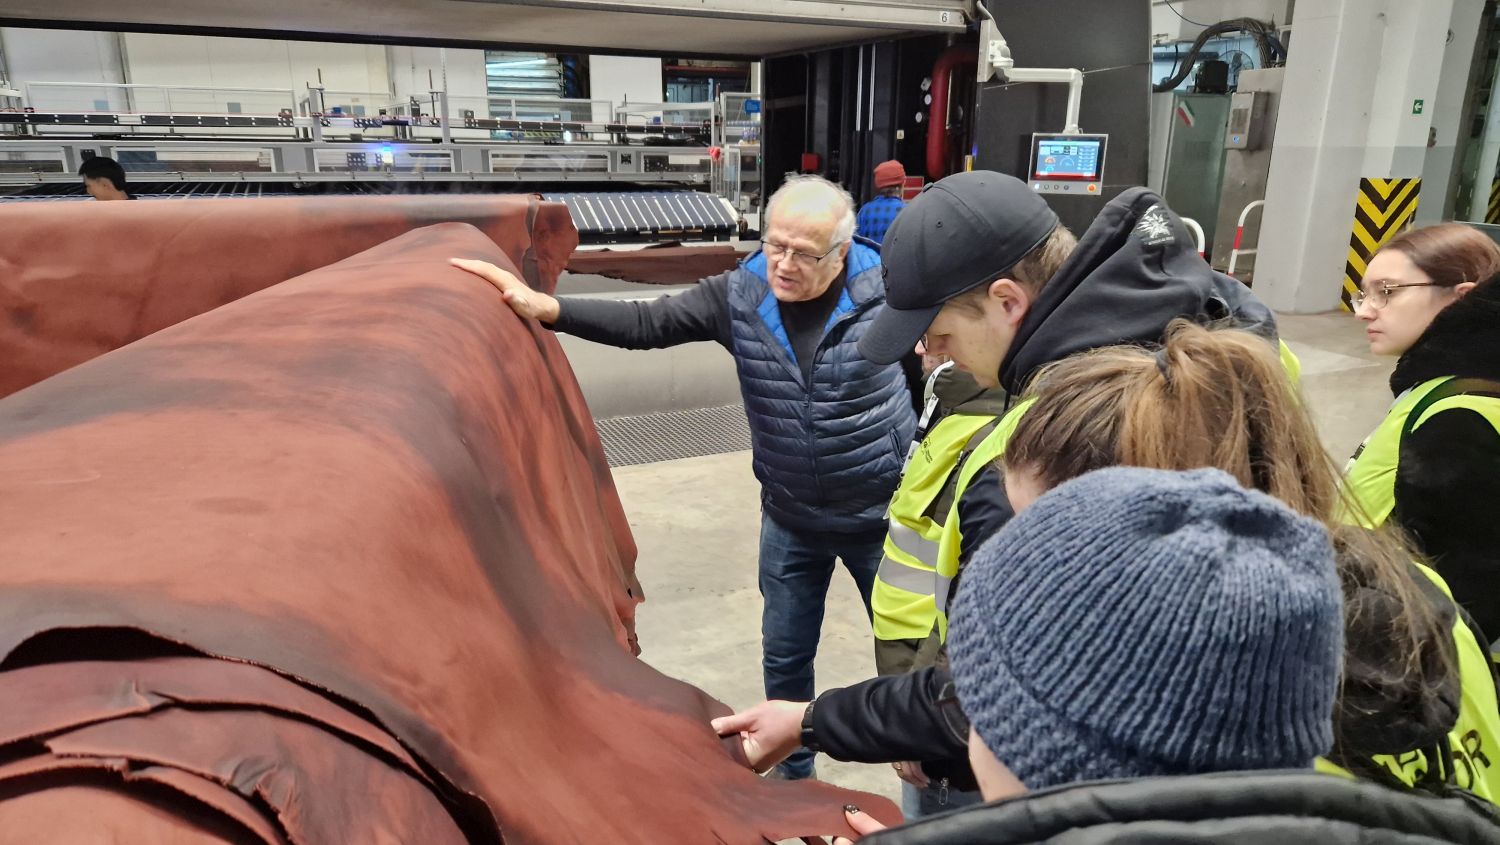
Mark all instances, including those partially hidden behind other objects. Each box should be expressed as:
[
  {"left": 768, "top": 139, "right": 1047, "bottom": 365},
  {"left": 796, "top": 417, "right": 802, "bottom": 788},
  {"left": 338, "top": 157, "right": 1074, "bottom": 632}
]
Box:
[{"left": 1032, "top": 135, "right": 1105, "bottom": 181}]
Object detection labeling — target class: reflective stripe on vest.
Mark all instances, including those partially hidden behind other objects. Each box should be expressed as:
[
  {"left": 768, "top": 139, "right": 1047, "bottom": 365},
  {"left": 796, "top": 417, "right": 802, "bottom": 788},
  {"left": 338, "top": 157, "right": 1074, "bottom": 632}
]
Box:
[
  {"left": 878, "top": 523, "right": 941, "bottom": 593},
  {"left": 933, "top": 398, "right": 1037, "bottom": 642},
  {"left": 1342, "top": 376, "right": 1500, "bottom": 528},
  {"left": 1368, "top": 564, "right": 1500, "bottom": 803},
  {"left": 871, "top": 412, "right": 999, "bottom": 641},
  {"left": 1313, "top": 757, "right": 1357, "bottom": 780}
]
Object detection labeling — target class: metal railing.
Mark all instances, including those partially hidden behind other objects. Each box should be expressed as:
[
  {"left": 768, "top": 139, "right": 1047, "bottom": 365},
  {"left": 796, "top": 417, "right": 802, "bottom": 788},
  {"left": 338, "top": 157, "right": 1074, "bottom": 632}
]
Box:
[
  {"left": 27, "top": 81, "right": 297, "bottom": 116},
  {"left": 297, "top": 90, "right": 396, "bottom": 118},
  {"left": 1227, "top": 200, "right": 1266, "bottom": 277},
  {"left": 1180, "top": 216, "right": 1206, "bottom": 257},
  {"left": 614, "top": 100, "right": 714, "bottom": 126},
  {"left": 4, "top": 83, "right": 743, "bottom": 199}
]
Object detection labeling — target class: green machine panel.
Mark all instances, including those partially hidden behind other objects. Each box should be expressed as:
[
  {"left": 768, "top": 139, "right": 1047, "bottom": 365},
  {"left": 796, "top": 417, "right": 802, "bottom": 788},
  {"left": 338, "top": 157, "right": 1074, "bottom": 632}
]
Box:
[{"left": 1162, "top": 93, "right": 1231, "bottom": 253}]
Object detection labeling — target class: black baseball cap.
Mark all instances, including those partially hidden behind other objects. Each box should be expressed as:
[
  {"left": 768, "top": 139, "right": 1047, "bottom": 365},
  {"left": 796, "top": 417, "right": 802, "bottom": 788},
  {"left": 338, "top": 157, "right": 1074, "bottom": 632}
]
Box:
[{"left": 859, "top": 171, "right": 1060, "bottom": 365}]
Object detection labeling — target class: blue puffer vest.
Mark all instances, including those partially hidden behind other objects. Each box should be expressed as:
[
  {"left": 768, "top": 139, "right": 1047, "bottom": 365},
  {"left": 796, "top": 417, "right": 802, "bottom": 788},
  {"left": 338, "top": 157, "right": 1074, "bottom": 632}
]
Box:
[{"left": 728, "top": 242, "right": 916, "bottom": 534}]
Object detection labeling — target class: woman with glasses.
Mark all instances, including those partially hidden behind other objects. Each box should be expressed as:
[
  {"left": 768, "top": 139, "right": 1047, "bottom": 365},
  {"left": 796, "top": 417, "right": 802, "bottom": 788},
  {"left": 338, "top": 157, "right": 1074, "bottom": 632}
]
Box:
[{"left": 1346, "top": 222, "right": 1500, "bottom": 645}]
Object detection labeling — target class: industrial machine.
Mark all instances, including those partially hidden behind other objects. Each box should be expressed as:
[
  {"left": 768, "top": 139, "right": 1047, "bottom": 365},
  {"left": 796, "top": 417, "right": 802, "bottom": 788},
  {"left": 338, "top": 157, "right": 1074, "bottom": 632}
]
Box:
[
  {"left": 0, "top": 0, "right": 1153, "bottom": 236},
  {"left": 0, "top": 81, "right": 750, "bottom": 243}
]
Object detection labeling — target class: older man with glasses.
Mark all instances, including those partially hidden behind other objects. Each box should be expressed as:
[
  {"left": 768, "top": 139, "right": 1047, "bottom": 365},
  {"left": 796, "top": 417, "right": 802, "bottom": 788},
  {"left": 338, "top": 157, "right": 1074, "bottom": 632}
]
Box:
[{"left": 454, "top": 175, "right": 918, "bottom": 781}]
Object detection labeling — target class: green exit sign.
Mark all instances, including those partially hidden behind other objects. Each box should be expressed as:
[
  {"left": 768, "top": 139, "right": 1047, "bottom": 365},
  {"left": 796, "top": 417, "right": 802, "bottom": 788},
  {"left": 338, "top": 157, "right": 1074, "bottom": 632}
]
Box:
[{"left": 1413, "top": 99, "right": 1425, "bottom": 115}]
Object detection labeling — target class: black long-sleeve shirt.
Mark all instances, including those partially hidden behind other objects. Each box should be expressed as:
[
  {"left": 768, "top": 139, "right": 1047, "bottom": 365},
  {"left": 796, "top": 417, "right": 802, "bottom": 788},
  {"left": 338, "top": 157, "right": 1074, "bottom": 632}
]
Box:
[
  {"left": 806, "top": 463, "right": 1013, "bottom": 792},
  {"left": 553, "top": 275, "right": 734, "bottom": 349},
  {"left": 552, "top": 272, "right": 923, "bottom": 411}
]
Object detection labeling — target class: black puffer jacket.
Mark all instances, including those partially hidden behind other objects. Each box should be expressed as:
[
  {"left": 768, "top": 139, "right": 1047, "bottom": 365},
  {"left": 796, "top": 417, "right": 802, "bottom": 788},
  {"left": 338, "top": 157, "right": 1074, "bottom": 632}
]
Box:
[{"left": 862, "top": 770, "right": 1500, "bottom": 844}]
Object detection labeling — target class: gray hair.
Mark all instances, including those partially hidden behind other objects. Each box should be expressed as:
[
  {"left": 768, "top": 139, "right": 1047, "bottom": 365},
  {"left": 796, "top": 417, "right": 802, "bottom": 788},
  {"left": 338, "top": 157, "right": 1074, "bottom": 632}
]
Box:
[{"left": 765, "top": 174, "right": 857, "bottom": 248}]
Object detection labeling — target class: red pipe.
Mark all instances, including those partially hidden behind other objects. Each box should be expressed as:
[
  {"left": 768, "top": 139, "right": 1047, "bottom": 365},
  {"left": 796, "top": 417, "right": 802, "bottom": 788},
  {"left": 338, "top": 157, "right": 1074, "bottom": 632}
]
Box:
[{"left": 927, "top": 47, "right": 978, "bottom": 182}]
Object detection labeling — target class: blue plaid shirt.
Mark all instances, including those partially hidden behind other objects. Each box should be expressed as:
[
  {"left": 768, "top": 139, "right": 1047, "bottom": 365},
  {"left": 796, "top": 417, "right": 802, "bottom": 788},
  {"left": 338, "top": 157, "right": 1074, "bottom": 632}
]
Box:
[{"left": 855, "top": 195, "right": 907, "bottom": 245}]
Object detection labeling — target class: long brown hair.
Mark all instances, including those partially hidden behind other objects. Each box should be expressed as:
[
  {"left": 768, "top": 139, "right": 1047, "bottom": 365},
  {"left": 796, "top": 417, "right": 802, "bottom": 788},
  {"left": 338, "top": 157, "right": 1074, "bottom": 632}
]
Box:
[
  {"left": 1003, "top": 320, "right": 1451, "bottom": 701},
  {"left": 1006, "top": 322, "right": 1336, "bottom": 516},
  {"left": 1378, "top": 222, "right": 1500, "bottom": 289}
]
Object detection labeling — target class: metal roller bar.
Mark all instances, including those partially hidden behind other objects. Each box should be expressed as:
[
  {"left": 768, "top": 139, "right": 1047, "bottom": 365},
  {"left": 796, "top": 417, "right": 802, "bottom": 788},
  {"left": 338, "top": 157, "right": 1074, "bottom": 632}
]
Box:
[
  {"left": 545, "top": 190, "right": 737, "bottom": 240},
  {"left": 1, "top": 111, "right": 710, "bottom": 138}
]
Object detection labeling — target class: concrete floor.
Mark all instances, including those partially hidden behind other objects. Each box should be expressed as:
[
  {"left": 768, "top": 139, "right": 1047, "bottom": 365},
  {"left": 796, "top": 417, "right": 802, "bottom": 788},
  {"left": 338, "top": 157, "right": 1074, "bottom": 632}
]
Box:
[{"left": 615, "top": 310, "right": 1390, "bottom": 807}]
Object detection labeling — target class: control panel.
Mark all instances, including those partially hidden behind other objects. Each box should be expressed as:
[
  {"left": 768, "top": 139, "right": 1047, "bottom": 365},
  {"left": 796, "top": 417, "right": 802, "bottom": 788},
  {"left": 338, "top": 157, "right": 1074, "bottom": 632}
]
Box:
[{"left": 1028, "top": 133, "right": 1108, "bottom": 196}]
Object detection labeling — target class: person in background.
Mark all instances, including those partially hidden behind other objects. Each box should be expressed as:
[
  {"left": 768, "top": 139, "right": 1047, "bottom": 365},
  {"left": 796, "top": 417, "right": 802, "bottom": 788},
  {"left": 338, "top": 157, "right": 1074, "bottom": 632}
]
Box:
[
  {"left": 1346, "top": 223, "right": 1500, "bottom": 644},
  {"left": 454, "top": 174, "right": 917, "bottom": 781},
  {"left": 78, "top": 156, "right": 133, "bottom": 201},
  {"left": 855, "top": 160, "right": 907, "bottom": 245}
]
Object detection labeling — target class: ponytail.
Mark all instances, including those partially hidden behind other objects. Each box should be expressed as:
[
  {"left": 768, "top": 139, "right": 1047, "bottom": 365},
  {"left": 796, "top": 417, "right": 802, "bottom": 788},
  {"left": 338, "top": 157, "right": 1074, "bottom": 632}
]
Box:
[{"left": 1003, "top": 321, "right": 1454, "bottom": 719}]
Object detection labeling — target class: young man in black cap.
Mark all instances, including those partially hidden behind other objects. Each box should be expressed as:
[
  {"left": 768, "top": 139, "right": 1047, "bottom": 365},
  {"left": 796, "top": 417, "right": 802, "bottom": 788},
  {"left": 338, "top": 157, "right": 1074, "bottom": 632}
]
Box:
[{"left": 713, "top": 170, "right": 1287, "bottom": 805}]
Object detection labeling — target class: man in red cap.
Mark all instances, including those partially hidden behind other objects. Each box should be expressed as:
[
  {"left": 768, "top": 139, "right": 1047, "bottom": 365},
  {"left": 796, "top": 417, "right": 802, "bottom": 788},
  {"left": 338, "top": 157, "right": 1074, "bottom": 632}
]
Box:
[{"left": 856, "top": 160, "right": 908, "bottom": 245}]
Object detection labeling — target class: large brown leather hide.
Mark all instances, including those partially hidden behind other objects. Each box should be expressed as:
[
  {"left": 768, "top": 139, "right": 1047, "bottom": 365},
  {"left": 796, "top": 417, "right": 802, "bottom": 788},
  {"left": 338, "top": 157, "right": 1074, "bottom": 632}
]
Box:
[
  {"left": 0, "top": 218, "right": 898, "bottom": 843},
  {"left": 0, "top": 194, "right": 575, "bottom": 399}
]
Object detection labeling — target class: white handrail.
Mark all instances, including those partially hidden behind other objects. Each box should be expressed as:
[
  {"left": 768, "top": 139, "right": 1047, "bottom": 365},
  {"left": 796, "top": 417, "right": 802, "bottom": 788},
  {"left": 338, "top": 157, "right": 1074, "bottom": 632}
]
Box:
[
  {"left": 1180, "top": 216, "right": 1206, "bottom": 257},
  {"left": 1227, "top": 200, "right": 1266, "bottom": 277}
]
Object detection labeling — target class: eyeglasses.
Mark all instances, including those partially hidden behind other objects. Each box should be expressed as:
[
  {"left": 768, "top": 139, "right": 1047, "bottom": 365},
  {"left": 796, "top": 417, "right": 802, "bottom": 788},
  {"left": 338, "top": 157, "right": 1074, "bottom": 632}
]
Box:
[
  {"left": 1352, "top": 281, "right": 1438, "bottom": 310},
  {"left": 761, "top": 239, "right": 844, "bottom": 269}
]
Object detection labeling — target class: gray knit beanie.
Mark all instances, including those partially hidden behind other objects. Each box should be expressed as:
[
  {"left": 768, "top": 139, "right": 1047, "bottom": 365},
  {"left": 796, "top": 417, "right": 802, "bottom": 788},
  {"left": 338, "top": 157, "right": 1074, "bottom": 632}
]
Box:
[{"left": 949, "top": 466, "right": 1342, "bottom": 790}]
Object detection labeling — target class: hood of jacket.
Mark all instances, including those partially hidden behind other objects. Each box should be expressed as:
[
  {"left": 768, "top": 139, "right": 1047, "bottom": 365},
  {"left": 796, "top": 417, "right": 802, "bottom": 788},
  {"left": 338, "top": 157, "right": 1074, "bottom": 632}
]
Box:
[
  {"left": 932, "top": 365, "right": 1007, "bottom": 418},
  {"left": 999, "top": 188, "right": 1277, "bottom": 395}
]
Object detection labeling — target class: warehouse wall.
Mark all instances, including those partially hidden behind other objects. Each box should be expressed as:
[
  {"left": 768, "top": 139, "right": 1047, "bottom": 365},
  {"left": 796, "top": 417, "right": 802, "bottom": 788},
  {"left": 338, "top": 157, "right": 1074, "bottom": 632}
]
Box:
[
  {"left": 1152, "top": 0, "right": 1293, "bottom": 40},
  {"left": 119, "top": 34, "right": 390, "bottom": 115},
  {"left": 5, "top": 30, "right": 667, "bottom": 126},
  {"left": 389, "top": 45, "right": 490, "bottom": 139},
  {"left": 588, "top": 55, "right": 663, "bottom": 121},
  {"left": 1, "top": 28, "right": 125, "bottom": 109}
]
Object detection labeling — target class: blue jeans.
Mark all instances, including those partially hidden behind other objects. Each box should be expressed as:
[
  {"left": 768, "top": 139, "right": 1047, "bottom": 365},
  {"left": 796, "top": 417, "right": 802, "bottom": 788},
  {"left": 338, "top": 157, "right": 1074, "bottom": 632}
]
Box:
[
  {"left": 901, "top": 780, "right": 985, "bottom": 821},
  {"left": 759, "top": 513, "right": 884, "bottom": 779}
]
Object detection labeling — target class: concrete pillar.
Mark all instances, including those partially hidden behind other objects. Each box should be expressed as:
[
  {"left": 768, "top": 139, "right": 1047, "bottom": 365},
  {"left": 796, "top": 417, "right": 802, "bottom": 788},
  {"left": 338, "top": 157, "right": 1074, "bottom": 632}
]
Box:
[
  {"left": 1466, "top": 36, "right": 1500, "bottom": 221},
  {"left": 1419, "top": 0, "right": 1487, "bottom": 223},
  {"left": 1255, "top": 1, "right": 1452, "bottom": 313},
  {"left": 1363, "top": 1, "right": 1450, "bottom": 178}
]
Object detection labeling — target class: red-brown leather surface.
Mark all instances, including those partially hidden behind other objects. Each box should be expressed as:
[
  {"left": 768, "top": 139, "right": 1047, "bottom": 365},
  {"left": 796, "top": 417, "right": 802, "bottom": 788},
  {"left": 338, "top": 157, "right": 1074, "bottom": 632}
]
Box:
[
  {"left": 0, "top": 222, "right": 898, "bottom": 843},
  {"left": 0, "top": 657, "right": 468, "bottom": 844},
  {"left": 0, "top": 657, "right": 427, "bottom": 777},
  {"left": 565, "top": 244, "right": 744, "bottom": 285},
  {"left": 0, "top": 750, "right": 320, "bottom": 844},
  {"left": 48, "top": 708, "right": 471, "bottom": 845},
  {"left": 0, "top": 194, "right": 576, "bottom": 399},
  {"left": 0, "top": 782, "right": 265, "bottom": 845}
]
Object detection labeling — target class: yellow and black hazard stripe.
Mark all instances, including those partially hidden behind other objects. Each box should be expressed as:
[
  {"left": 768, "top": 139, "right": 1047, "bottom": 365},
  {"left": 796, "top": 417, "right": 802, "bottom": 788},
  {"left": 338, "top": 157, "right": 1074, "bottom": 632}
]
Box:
[
  {"left": 1343, "top": 178, "right": 1421, "bottom": 310},
  {"left": 1487, "top": 180, "right": 1500, "bottom": 225}
]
